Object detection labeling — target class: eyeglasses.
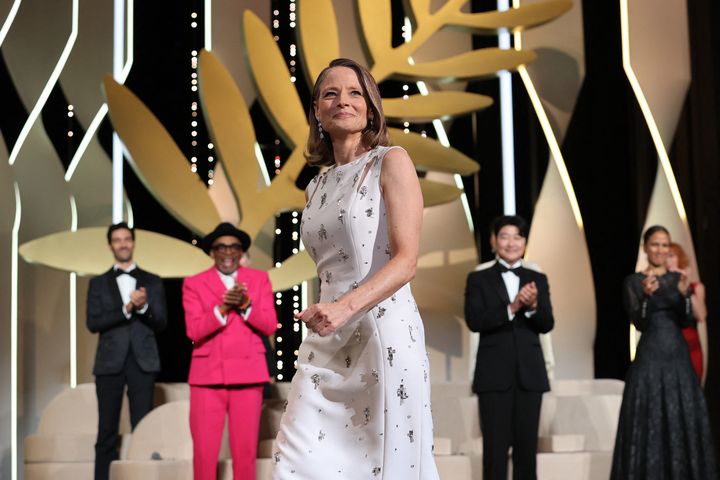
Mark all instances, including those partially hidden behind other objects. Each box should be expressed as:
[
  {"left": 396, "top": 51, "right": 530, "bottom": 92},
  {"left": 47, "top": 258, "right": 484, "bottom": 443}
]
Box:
[{"left": 211, "top": 243, "right": 243, "bottom": 253}]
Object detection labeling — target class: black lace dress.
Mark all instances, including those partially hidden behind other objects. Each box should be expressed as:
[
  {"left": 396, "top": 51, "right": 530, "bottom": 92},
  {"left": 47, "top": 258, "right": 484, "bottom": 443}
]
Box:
[{"left": 611, "top": 271, "right": 717, "bottom": 479}]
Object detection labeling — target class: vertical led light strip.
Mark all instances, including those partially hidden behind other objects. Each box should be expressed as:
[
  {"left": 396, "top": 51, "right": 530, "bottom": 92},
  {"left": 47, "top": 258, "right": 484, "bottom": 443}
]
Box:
[
  {"left": 512, "top": 3, "right": 584, "bottom": 229},
  {"left": 619, "top": 0, "right": 687, "bottom": 222},
  {"left": 497, "top": 0, "right": 516, "bottom": 215},
  {"left": 69, "top": 196, "right": 78, "bottom": 388},
  {"left": 404, "top": 18, "right": 475, "bottom": 234},
  {"left": 66, "top": 1, "right": 134, "bottom": 181},
  {"left": 7, "top": 0, "right": 79, "bottom": 166},
  {"left": 204, "top": 0, "right": 212, "bottom": 51},
  {"left": 10, "top": 183, "right": 21, "bottom": 480},
  {"left": 112, "top": 0, "right": 126, "bottom": 222}
]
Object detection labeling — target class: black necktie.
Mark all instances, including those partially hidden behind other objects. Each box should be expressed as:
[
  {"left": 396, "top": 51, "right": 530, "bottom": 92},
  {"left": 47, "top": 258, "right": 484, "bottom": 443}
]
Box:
[{"left": 495, "top": 262, "right": 520, "bottom": 276}]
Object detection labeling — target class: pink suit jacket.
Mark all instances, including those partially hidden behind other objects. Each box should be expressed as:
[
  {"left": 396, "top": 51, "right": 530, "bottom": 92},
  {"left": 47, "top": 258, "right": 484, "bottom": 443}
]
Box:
[{"left": 183, "top": 267, "right": 277, "bottom": 386}]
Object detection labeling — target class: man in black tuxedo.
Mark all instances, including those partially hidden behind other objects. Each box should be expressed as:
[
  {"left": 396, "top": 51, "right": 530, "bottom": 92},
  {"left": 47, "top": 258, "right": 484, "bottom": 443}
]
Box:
[
  {"left": 86, "top": 223, "right": 167, "bottom": 480},
  {"left": 464, "top": 215, "right": 554, "bottom": 480}
]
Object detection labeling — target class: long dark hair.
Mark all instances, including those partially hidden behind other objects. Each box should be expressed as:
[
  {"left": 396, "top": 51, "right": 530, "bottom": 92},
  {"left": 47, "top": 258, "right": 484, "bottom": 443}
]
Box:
[{"left": 305, "top": 58, "right": 389, "bottom": 166}]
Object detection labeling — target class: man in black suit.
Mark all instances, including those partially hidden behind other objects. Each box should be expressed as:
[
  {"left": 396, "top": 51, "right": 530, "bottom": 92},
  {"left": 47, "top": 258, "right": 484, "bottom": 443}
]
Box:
[
  {"left": 464, "top": 215, "right": 554, "bottom": 480},
  {"left": 87, "top": 223, "right": 167, "bottom": 480}
]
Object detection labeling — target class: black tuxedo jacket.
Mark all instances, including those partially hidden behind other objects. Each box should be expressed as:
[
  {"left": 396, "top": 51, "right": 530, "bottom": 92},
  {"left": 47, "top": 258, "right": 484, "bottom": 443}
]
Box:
[
  {"left": 464, "top": 263, "right": 554, "bottom": 394},
  {"left": 87, "top": 267, "right": 167, "bottom": 375}
]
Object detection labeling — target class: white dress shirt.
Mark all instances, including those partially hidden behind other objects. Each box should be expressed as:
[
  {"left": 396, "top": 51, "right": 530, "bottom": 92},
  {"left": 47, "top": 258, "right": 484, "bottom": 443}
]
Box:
[
  {"left": 497, "top": 258, "right": 536, "bottom": 321},
  {"left": 114, "top": 264, "right": 148, "bottom": 319},
  {"left": 213, "top": 269, "right": 251, "bottom": 325}
]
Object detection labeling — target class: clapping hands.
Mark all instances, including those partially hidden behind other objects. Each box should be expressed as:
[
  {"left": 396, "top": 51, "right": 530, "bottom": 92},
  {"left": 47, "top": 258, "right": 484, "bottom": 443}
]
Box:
[{"left": 511, "top": 282, "right": 538, "bottom": 314}]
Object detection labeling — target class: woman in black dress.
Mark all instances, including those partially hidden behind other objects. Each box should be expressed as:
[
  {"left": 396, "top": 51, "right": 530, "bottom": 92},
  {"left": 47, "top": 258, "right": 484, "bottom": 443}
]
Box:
[{"left": 611, "top": 225, "right": 717, "bottom": 479}]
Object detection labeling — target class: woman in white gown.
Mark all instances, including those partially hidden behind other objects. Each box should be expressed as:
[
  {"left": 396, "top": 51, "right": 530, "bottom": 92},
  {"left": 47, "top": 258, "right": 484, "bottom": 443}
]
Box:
[{"left": 272, "top": 58, "right": 439, "bottom": 480}]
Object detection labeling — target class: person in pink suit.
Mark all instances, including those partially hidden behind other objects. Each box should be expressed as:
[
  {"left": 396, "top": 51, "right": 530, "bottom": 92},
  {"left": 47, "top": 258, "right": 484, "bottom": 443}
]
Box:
[{"left": 183, "top": 222, "right": 278, "bottom": 480}]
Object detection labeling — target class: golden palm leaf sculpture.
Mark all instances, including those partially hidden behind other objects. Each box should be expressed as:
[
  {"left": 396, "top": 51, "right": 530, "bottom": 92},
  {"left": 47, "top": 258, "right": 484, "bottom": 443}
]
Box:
[{"left": 19, "top": 0, "right": 570, "bottom": 291}]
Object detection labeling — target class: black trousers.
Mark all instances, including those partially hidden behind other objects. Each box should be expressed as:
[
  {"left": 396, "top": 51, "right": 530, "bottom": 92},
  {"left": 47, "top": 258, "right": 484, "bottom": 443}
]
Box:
[
  {"left": 478, "top": 386, "right": 542, "bottom": 480},
  {"left": 94, "top": 352, "right": 155, "bottom": 480}
]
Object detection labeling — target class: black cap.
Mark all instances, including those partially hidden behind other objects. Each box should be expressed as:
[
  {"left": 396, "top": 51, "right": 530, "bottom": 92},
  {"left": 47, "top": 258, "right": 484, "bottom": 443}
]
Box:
[{"left": 201, "top": 222, "right": 251, "bottom": 254}]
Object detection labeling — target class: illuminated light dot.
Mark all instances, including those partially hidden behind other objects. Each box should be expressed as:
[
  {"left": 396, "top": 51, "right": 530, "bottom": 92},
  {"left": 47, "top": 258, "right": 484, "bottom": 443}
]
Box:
[
  {"left": 276, "top": 293, "right": 282, "bottom": 298},
  {"left": 290, "top": 76, "right": 296, "bottom": 82},
  {"left": 277, "top": 322, "right": 282, "bottom": 328},
  {"left": 273, "top": 35, "right": 279, "bottom": 41},
  {"left": 289, "top": 21, "right": 296, "bottom": 28},
  {"left": 191, "top": 239, "right": 197, "bottom": 245},
  {"left": 294, "top": 350, "right": 299, "bottom": 356},
  {"left": 421, "top": 132, "right": 427, "bottom": 138},
  {"left": 293, "top": 362, "right": 297, "bottom": 369},
  {"left": 191, "top": 79, "right": 198, "bottom": 85},
  {"left": 403, "top": 122, "right": 410, "bottom": 127},
  {"left": 67, "top": 111, "right": 74, "bottom": 117},
  {"left": 293, "top": 323, "right": 300, "bottom": 332},
  {"left": 292, "top": 233, "right": 298, "bottom": 241},
  {"left": 402, "top": 85, "right": 409, "bottom": 91},
  {"left": 208, "top": 143, "right": 214, "bottom": 149},
  {"left": 191, "top": 156, "right": 197, "bottom": 162},
  {"left": 191, "top": 165, "right": 198, "bottom": 172},
  {"left": 292, "top": 218, "right": 298, "bottom": 224},
  {"left": 68, "top": 105, "right": 74, "bottom": 111},
  {"left": 191, "top": 121, "right": 197, "bottom": 127},
  {"left": 191, "top": 140, "right": 198, "bottom": 146},
  {"left": 290, "top": 13, "right": 296, "bottom": 21},
  {"left": 293, "top": 285, "right": 299, "bottom": 291},
  {"left": 191, "top": 112, "right": 197, "bottom": 117},
  {"left": 208, "top": 179, "right": 214, "bottom": 185},
  {"left": 403, "top": 94, "right": 409, "bottom": 100},
  {"left": 293, "top": 303, "right": 299, "bottom": 309},
  {"left": 290, "top": 60, "right": 296, "bottom": 66},
  {"left": 191, "top": 50, "right": 198, "bottom": 56},
  {"left": 293, "top": 309, "right": 299, "bottom": 314},
  {"left": 191, "top": 104, "right": 197, "bottom": 111},
  {"left": 191, "top": 86, "right": 198, "bottom": 92},
  {"left": 292, "top": 211, "right": 298, "bottom": 217},
  {"left": 191, "top": 131, "right": 198, "bottom": 137},
  {"left": 277, "top": 337, "right": 283, "bottom": 343},
  {"left": 290, "top": 3, "right": 296, "bottom": 11},
  {"left": 277, "top": 361, "right": 283, "bottom": 367},
  {"left": 191, "top": 12, "right": 197, "bottom": 18},
  {"left": 277, "top": 350, "right": 283, "bottom": 356},
  {"left": 191, "top": 21, "right": 197, "bottom": 28},
  {"left": 274, "top": 139, "right": 280, "bottom": 145},
  {"left": 278, "top": 374, "right": 284, "bottom": 380},
  {"left": 293, "top": 296, "right": 299, "bottom": 301},
  {"left": 67, "top": 131, "right": 74, "bottom": 137},
  {"left": 275, "top": 228, "right": 282, "bottom": 235},
  {"left": 191, "top": 72, "right": 197, "bottom": 78},
  {"left": 273, "top": 20, "right": 279, "bottom": 28},
  {"left": 275, "top": 262, "right": 282, "bottom": 268},
  {"left": 273, "top": 9, "right": 279, "bottom": 16},
  {"left": 292, "top": 248, "right": 298, "bottom": 254},
  {"left": 276, "top": 300, "right": 282, "bottom": 305}
]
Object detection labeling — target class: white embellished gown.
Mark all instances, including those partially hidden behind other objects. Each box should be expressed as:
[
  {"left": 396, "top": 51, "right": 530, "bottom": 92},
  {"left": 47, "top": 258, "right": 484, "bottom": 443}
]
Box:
[{"left": 273, "top": 146, "right": 439, "bottom": 479}]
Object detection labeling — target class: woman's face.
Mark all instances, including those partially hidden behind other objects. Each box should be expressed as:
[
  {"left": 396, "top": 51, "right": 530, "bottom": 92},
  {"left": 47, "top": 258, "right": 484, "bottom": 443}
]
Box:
[
  {"left": 644, "top": 231, "right": 670, "bottom": 268},
  {"left": 314, "top": 66, "right": 370, "bottom": 139}
]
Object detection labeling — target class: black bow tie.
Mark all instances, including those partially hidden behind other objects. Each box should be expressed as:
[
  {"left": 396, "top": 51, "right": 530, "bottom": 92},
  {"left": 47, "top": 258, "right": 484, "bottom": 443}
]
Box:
[
  {"left": 114, "top": 268, "right": 138, "bottom": 279},
  {"left": 495, "top": 262, "right": 520, "bottom": 276}
]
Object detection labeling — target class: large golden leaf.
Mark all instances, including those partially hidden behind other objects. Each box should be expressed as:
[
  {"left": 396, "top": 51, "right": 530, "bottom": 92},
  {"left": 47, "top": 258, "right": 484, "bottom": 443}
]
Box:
[
  {"left": 389, "top": 128, "right": 479, "bottom": 175},
  {"left": 394, "top": 48, "right": 537, "bottom": 81},
  {"left": 446, "top": 1, "right": 573, "bottom": 33},
  {"left": 268, "top": 249, "right": 317, "bottom": 292},
  {"left": 198, "top": 50, "right": 258, "bottom": 204},
  {"left": 419, "top": 178, "right": 463, "bottom": 207},
  {"left": 355, "top": 0, "right": 393, "bottom": 65},
  {"left": 298, "top": 0, "right": 339, "bottom": 84},
  {"left": 103, "top": 77, "right": 220, "bottom": 235},
  {"left": 20, "top": 228, "right": 211, "bottom": 278},
  {"left": 383, "top": 92, "right": 493, "bottom": 122},
  {"left": 242, "top": 10, "right": 307, "bottom": 148}
]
